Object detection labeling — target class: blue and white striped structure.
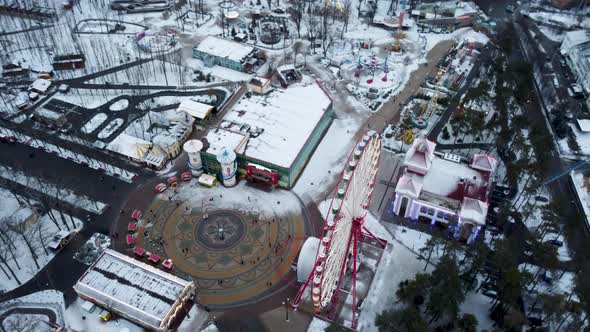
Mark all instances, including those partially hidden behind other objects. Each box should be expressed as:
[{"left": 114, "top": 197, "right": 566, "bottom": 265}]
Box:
[{"left": 216, "top": 147, "right": 237, "bottom": 187}]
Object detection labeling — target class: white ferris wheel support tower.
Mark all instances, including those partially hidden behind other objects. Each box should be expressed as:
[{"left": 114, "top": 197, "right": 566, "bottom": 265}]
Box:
[{"left": 293, "top": 130, "right": 386, "bottom": 330}]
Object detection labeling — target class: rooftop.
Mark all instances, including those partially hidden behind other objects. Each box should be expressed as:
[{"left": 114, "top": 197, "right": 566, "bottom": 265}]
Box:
[
  {"left": 176, "top": 98, "right": 213, "bottom": 120},
  {"left": 194, "top": 36, "right": 255, "bottom": 63},
  {"left": 74, "top": 249, "right": 192, "bottom": 330},
  {"left": 30, "top": 79, "right": 52, "bottom": 93},
  {"left": 212, "top": 81, "right": 331, "bottom": 168},
  {"left": 204, "top": 127, "right": 248, "bottom": 156},
  {"left": 578, "top": 119, "right": 590, "bottom": 133},
  {"left": 421, "top": 157, "right": 488, "bottom": 202}
]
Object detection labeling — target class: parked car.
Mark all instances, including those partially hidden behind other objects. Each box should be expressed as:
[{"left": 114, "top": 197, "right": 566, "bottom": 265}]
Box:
[
  {"left": 48, "top": 230, "right": 76, "bottom": 250},
  {"left": 549, "top": 239, "right": 564, "bottom": 247},
  {"left": 482, "top": 289, "right": 498, "bottom": 299},
  {"left": 99, "top": 310, "right": 112, "bottom": 321},
  {"left": 481, "top": 281, "right": 496, "bottom": 291}
]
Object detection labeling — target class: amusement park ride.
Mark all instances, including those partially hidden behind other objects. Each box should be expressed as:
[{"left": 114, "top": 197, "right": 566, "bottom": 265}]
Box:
[
  {"left": 353, "top": 11, "right": 406, "bottom": 85},
  {"left": 293, "top": 131, "right": 387, "bottom": 329}
]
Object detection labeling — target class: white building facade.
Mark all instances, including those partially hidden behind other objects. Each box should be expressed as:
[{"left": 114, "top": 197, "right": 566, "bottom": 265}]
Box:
[
  {"left": 392, "top": 137, "right": 496, "bottom": 242},
  {"left": 561, "top": 30, "right": 590, "bottom": 106}
]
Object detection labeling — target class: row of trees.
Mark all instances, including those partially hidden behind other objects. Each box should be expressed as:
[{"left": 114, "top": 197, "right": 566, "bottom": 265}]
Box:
[{"left": 0, "top": 163, "right": 85, "bottom": 288}]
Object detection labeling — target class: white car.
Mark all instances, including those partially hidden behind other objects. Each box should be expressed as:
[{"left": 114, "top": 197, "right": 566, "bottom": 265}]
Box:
[{"left": 48, "top": 230, "right": 75, "bottom": 250}]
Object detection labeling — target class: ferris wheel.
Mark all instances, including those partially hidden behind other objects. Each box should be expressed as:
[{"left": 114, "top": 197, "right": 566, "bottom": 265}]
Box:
[{"left": 293, "top": 130, "right": 386, "bottom": 329}]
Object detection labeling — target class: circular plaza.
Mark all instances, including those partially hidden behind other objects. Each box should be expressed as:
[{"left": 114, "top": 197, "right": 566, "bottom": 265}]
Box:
[{"left": 124, "top": 180, "right": 310, "bottom": 310}]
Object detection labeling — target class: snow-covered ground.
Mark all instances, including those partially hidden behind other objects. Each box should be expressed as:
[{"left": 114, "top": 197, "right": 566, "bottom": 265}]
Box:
[
  {"left": 0, "top": 201, "right": 83, "bottom": 293},
  {"left": 173, "top": 180, "right": 302, "bottom": 217},
  {"left": 0, "top": 290, "right": 67, "bottom": 331},
  {"left": 81, "top": 113, "right": 108, "bottom": 134}
]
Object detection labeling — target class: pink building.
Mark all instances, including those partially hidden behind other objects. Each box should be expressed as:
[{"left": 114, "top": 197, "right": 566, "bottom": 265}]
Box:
[{"left": 392, "top": 136, "right": 497, "bottom": 242}]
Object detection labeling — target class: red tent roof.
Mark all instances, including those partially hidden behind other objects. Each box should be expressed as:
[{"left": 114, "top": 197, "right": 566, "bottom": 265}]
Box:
[
  {"left": 133, "top": 247, "right": 145, "bottom": 256},
  {"left": 128, "top": 222, "right": 136, "bottom": 232},
  {"left": 126, "top": 234, "right": 135, "bottom": 246},
  {"left": 167, "top": 176, "right": 178, "bottom": 184},
  {"left": 131, "top": 210, "right": 142, "bottom": 219}
]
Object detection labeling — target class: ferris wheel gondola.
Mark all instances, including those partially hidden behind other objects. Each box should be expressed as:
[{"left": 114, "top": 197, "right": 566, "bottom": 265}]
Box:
[{"left": 293, "top": 130, "right": 385, "bottom": 329}]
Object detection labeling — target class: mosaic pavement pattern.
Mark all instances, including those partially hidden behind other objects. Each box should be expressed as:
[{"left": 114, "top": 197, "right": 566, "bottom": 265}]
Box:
[{"left": 135, "top": 198, "right": 306, "bottom": 309}]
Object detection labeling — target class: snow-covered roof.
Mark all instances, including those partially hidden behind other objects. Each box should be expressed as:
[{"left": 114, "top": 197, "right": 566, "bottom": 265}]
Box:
[
  {"left": 395, "top": 172, "right": 423, "bottom": 198},
  {"left": 471, "top": 154, "right": 497, "bottom": 172},
  {"left": 563, "top": 30, "right": 590, "bottom": 49},
  {"left": 73, "top": 249, "right": 193, "bottom": 331},
  {"left": 176, "top": 98, "right": 213, "bottom": 120},
  {"left": 577, "top": 119, "right": 590, "bottom": 132},
  {"left": 106, "top": 133, "right": 152, "bottom": 160},
  {"left": 459, "top": 197, "right": 488, "bottom": 225},
  {"left": 404, "top": 137, "right": 436, "bottom": 174},
  {"left": 183, "top": 139, "right": 203, "bottom": 153},
  {"left": 205, "top": 127, "right": 248, "bottom": 155},
  {"left": 248, "top": 76, "right": 269, "bottom": 87},
  {"left": 570, "top": 171, "right": 590, "bottom": 227},
  {"left": 219, "top": 82, "right": 332, "bottom": 168},
  {"left": 30, "top": 79, "right": 52, "bottom": 93},
  {"left": 195, "top": 36, "right": 254, "bottom": 63},
  {"left": 421, "top": 157, "right": 486, "bottom": 199}
]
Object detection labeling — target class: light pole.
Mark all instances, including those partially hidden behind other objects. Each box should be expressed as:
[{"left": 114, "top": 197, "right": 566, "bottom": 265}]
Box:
[{"left": 283, "top": 297, "right": 290, "bottom": 322}]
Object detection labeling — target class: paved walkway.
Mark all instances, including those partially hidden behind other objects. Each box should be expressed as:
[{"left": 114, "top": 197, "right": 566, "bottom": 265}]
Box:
[
  {"left": 367, "top": 40, "right": 457, "bottom": 133},
  {"left": 114, "top": 179, "right": 311, "bottom": 312}
]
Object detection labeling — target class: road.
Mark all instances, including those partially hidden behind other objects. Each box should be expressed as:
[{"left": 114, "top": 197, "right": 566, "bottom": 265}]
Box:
[
  {"left": 0, "top": 139, "right": 141, "bottom": 304},
  {"left": 506, "top": 6, "right": 589, "bottom": 264}
]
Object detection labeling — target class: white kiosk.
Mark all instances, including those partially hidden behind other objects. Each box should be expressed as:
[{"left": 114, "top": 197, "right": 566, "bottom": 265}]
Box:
[{"left": 216, "top": 147, "right": 237, "bottom": 187}]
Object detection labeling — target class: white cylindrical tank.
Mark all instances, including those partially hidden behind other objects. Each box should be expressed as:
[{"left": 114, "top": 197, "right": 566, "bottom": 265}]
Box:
[
  {"left": 216, "top": 147, "right": 237, "bottom": 187},
  {"left": 183, "top": 140, "right": 204, "bottom": 176}
]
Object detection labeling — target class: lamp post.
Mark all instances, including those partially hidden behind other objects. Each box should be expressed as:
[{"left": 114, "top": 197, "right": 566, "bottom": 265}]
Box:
[{"left": 283, "top": 298, "right": 290, "bottom": 322}]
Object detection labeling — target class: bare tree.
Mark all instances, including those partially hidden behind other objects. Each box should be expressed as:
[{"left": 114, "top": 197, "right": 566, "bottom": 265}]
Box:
[
  {"left": 0, "top": 222, "right": 20, "bottom": 270},
  {"left": 291, "top": 0, "right": 304, "bottom": 38},
  {"left": 341, "top": 0, "right": 353, "bottom": 39},
  {"left": 0, "top": 247, "right": 21, "bottom": 286},
  {"left": 8, "top": 217, "right": 40, "bottom": 270}
]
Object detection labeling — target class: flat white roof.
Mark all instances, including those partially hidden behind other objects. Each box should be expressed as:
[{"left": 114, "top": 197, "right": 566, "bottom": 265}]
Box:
[
  {"left": 422, "top": 158, "right": 484, "bottom": 198},
  {"left": 31, "top": 79, "right": 52, "bottom": 92},
  {"left": 219, "top": 82, "right": 331, "bottom": 168},
  {"left": 571, "top": 171, "right": 590, "bottom": 225},
  {"left": 578, "top": 119, "right": 590, "bottom": 133},
  {"left": 106, "top": 133, "right": 152, "bottom": 160},
  {"left": 195, "top": 36, "right": 254, "bottom": 63},
  {"left": 205, "top": 127, "right": 248, "bottom": 155},
  {"left": 177, "top": 98, "right": 213, "bottom": 120},
  {"left": 74, "top": 249, "right": 191, "bottom": 330}
]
